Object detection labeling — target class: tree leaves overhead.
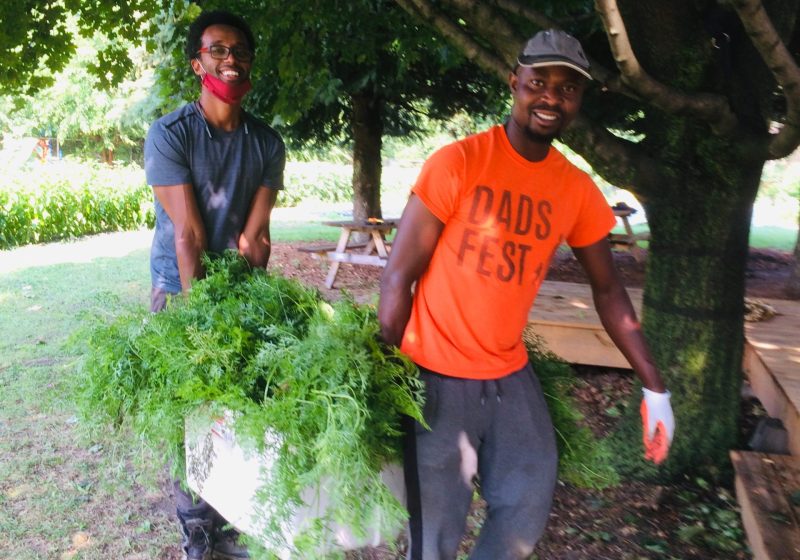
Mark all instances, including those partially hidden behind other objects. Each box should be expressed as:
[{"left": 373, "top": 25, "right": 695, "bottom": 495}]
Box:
[
  {"left": 0, "top": 0, "right": 160, "bottom": 96},
  {"left": 192, "top": 0, "right": 508, "bottom": 144}
]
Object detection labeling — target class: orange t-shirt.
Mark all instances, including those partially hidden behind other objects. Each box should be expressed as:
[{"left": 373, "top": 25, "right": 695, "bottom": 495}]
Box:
[{"left": 400, "top": 125, "right": 616, "bottom": 379}]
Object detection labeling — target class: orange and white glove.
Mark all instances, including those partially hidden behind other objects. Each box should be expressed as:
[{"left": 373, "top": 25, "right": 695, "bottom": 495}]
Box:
[{"left": 640, "top": 388, "right": 675, "bottom": 465}]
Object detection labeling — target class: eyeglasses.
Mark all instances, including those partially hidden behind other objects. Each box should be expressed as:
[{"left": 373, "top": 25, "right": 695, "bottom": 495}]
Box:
[{"left": 196, "top": 45, "right": 254, "bottom": 62}]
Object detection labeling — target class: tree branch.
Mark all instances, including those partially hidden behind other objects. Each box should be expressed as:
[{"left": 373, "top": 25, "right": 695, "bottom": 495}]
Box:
[
  {"left": 394, "top": 0, "right": 510, "bottom": 79},
  {"left": 563, "top": 114, "right": 658, "bottom": 196},
  {"left": 730, "top": 0, "right": 800, "bottom": 159},
  {"left": 494, "top": 0, "right": 558, "bottom": 29},
  {"left": 442, "top": 0, "right": 520, "bottom": 56},
  {"left": 595, "top": 0, "right": 738, "bottom": 134}
]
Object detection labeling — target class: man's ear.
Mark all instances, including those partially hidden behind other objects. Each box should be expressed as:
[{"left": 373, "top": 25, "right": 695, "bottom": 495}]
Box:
[
  {"left": 508, "top": 70, "right": 519, "bottom": 95},
  {"left": 190, "top": 58, "right": 203, "bottom": 78}
]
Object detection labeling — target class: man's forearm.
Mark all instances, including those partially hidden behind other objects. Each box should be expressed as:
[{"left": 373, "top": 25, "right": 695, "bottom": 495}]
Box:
[
  {"left": 378, "top": 276, "right": 413, "bottom": 347},
  {"left": 238, "top": 228, "right": 271, "bottom": 268},
  {"left": 175, "top": 234, "right": 206, "bottom": 292},
  {"left": 593, "top": 286, "right": 666, "bottom": 392}
]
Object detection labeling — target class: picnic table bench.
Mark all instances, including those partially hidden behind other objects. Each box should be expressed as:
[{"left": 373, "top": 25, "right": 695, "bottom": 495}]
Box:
[
  {"left": 609, "top": 203, "right": 649, "bottom": 262},
  {"left": 297, "top": 241, "right": 370, "bottom": 256},
  {"left": 298, "top": 218, "right": 398, "bottom": 289}
]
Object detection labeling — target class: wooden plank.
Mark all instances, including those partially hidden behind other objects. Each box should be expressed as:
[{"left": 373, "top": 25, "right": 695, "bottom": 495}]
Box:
[
  {"left": 297, "top": 242, "right": 369, "bottom": 254},
  {"left": 527, "top": 281, "right": 641, "bottom": 368},
  {"left": 527, "top": 321, "right": 630, "bottom": 368},
  {"left": 731, "top": 451, "right": 800, "bottom": 560},
  {"left": 326, "top": 252, "right": 388, "bottom": 266},
  {"left": 745, "top": 298, "right": 800, "bottom": 413},
  {"left": 529, "top": 281, "right": 800, "bottom": 451},
  {"left": 745, "top": 298, "right": 800, "bottom": 456}
]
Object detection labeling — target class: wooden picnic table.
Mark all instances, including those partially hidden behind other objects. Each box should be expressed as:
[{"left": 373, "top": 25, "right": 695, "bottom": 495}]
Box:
[
  {"left": 609, "top": 203, "right": 649, "bottom": 262},
  {"left": 315, "top": 219, "right": 399, "bottom": 289}
]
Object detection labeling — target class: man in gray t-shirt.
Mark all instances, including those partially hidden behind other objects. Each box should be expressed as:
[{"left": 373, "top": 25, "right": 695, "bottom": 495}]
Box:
[
  {"left": 144, "top": 11, "right": 284, "bottom": 314},
  {"left": 143, "top": 9, "right": 284, "bottom": 560}
]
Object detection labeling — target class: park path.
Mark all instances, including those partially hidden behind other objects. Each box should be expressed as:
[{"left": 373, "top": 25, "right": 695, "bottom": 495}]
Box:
[{"left": 0, "top": 228, "right": 153, "bottom": 275}]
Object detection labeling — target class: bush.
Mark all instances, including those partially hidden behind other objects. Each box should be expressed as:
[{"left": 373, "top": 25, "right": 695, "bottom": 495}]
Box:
[
  {"left": 279, "top": 161, "right": 353, "bottom": 207},
  {"left": 523, "top": 327, "right": 619, "bottom": 489},
  {"left": 0, "top": 159, "right": 400, "bottom": 249},
  {"left": 0, "top": 160, "right": 154, "bottom": 249}
]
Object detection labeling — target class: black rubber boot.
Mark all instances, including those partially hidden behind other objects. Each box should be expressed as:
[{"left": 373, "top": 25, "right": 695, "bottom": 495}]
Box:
[
  {"left": 177, "top": 506, "right": 213, "bottom": 560},
  {"left": 211, "top": 509, "right": 249, "bottom": 560}
]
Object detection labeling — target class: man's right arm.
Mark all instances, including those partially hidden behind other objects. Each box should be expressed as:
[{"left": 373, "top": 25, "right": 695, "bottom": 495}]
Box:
[
  {"left": 378, "top": 195, "right": 444, "bottom": 346},
  {"left": 153, "top": 184, "right": 207, "bottom": 292}
]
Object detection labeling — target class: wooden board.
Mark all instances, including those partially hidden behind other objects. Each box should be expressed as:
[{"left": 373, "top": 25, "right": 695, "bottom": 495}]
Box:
[
  {"left": 744, "top": 298, "right": 800, "bottom": 456},
  {"left": 527, "top": 281, "right": 643, "bottom": 368},
  {"left": 529, "top": 282, "right": 800, "bottom": 451},
  {"left": 730, "top": 451, "right": 800, "bottom": 560},
  {"left": 297, "top": 242, "right": 368, "bottom": 254},
  {"left": 326, "top": 252, "right": 388, "bottom": 266}
]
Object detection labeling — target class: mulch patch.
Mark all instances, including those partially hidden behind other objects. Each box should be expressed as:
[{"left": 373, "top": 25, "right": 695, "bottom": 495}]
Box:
[{"left": 272, "top": 241, "right": 797, "bottom": 301}]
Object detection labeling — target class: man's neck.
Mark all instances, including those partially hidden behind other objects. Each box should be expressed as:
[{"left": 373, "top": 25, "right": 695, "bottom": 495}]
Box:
[
  {"left": 197, "top": 90, "right": 242, "bottom": 132},
  {"left": 503, "top": 121, "right": 551, "bottom": 162}
]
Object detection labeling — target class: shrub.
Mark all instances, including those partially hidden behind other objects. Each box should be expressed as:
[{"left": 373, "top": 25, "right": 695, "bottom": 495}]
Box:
[
  {"left": 279, "top": 161, "right": 353, "bottom": 207},
  {"left": 0, "top": 161, "right": 154, "bottom": 249},
  {"left": 0, "top": 159, "right": 404, "bottom": 249},
  {"left": 523, "top": 327, "right": 619, "bottom": 489}
]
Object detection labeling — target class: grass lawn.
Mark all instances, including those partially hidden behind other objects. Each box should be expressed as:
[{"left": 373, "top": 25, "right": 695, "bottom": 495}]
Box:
[
  {"left": 749, "top": 225, "right": 798, "bottom": 250},
  {"left": 611, "top": 223, "right": 797, "bottom": 252},
  {"left": 0, "top": 248, "right": 178, "bottom": 559}
]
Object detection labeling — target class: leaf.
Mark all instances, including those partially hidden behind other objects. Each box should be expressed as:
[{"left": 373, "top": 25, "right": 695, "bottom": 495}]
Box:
[{"left": 677, "top": 523, "right": 705, "bottom": 543}]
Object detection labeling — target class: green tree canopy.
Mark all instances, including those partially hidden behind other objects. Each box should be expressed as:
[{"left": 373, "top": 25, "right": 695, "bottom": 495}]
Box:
[
  {"left": 151, "top": 0, "right": 507, "bottom": 219},
  {"left": 0, "top": 1, "right": 160, "bottom": 96}
]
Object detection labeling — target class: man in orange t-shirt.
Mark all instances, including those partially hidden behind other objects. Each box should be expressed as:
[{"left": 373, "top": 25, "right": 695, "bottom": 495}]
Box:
[{"left": 379, "top": 30, "right": 675, "bottom": 560}]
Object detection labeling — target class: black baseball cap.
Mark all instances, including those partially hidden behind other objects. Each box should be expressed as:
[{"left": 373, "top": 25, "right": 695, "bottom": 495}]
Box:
[{"left": 517, "top": 29, "right": 592, "bottom": 80}]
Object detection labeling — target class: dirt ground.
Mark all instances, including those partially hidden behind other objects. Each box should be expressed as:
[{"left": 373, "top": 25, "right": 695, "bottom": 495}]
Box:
[
  {"left": 269, "top": 243, "right": 797, "bottom": 303},
  {"left": 257, "top": 243, "right": 796, "bottom": 559}
]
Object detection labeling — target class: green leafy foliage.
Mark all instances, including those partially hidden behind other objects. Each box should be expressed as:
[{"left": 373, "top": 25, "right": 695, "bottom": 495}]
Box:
[
  {"left": 0, "top": 162, "right": 155, "bottom": 249},
  {"left": 673, "top": 482, "right": 746, "bottom": 553},
  {"left": 0, "top": 22, "right": 164, "bottom": 162},
  {"left": 0, "top": 0, "right": 160, "bottom": 96},
  {"left": 0, "top": 160, "right": 369, "bottom": 249},
  {"left": 71, "top": 253, "right": 425, "bottom": 555},
  {"left": 523, "top": 330, "right": 619, "bottom": 489},
  {"left": 278, "top": 162, "right": 353, "bottom": 207}
]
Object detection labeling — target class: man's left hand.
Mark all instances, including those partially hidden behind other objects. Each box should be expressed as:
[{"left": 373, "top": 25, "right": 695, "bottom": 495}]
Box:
[{"left": 640, "top": 388, "right": 675, "bottom": 465}]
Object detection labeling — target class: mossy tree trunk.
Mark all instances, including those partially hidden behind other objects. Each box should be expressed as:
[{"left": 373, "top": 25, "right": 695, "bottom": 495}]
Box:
[{"left": 628, "top": 160, "right": 763, "bottom": 476}]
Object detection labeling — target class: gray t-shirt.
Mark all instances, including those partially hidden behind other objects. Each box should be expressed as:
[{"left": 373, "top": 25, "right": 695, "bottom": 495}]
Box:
[{"left": 144, "top": 102, "right": 285, "bottom": 293}]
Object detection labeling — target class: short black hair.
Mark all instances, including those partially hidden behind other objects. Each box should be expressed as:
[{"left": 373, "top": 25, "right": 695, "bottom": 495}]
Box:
[{"left": 185, "top": 10, "right": 255, "bottom": 60}]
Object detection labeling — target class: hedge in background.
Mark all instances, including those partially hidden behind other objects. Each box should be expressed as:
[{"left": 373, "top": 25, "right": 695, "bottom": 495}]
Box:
[
  {"left": 0, "top": 160, "right": 359, "bottom": 250},
  {"left": 0, "top": 162, "right": 155, "bottom": 250}
]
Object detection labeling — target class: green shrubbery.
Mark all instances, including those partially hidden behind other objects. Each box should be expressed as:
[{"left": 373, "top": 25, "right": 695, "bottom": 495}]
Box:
[
  {"left": 0, "top": 160, "right": 360, "bottom": 250},
  {"left": 0, "top": 161, "right": 155, "bottom": 249}
]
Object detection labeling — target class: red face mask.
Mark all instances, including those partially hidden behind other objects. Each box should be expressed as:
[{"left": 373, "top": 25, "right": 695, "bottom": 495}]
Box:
[{"left": 200, "top": 70, "right": 252, "bottom": 105}]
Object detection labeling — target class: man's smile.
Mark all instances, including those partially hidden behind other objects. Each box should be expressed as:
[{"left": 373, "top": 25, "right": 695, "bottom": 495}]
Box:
[{"left": 531, "top": 106, "right": 562, "bottom": 124}]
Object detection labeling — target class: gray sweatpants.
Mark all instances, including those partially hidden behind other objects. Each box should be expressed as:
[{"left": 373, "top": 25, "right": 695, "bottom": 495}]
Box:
[{"left": 403, "top": 363, "right": 558, "bottom": 560}]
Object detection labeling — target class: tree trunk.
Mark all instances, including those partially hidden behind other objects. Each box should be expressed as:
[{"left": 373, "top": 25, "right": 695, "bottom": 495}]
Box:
[
  {"left": 350, "top": 92, "right": 384, "bottom": 223},
  {"left": 613, "top": 156, "right": 764, "bottom": 478},
  {"left": 787, "top": 206, "right": 800, "bottom": 298}
]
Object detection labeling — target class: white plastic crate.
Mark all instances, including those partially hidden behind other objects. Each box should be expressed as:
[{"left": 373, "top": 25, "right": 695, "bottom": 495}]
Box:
[{"left": 184, "top": 408, "right": 406, "bottom": 557}]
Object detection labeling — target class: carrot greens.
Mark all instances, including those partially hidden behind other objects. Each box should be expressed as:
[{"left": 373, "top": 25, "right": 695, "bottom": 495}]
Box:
[{"left": 72, "top": 253, "right": 424, "bottom": 557}]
